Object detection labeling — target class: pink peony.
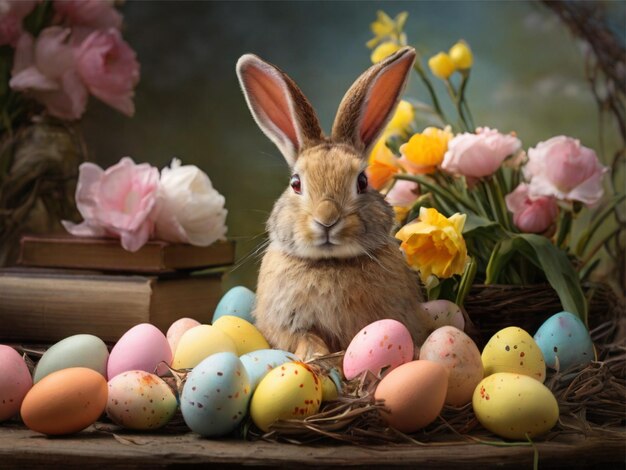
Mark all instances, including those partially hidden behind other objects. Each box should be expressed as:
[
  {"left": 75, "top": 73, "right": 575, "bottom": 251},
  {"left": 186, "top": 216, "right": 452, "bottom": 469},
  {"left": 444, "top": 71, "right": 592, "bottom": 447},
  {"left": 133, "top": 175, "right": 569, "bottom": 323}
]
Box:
[
  {"left": 0, "top": 0, "right": 36, "bottom": 47},
  {"left": 62, "top": 157, "right": 160, "bottom": 252},
  {"left": 53, "top": 0, "right": 122, "bottom": 31},
  {"left": 505, "top": 183, "right": 558, "bottom": 235},
  {"left": 9, "top": 27, "right": 88, "bottom": 120},
  {"left": 524, "top": 136, "right": 607, "bottom": 206},
  {"left": 441, "top": 127, "right": 522, "bottom": 178},
  {"left": 385, "top": 179, "right": 420, "bottom": 207},
  {"left": 74, "top": 28, "right": 140, "bottom": 116}
]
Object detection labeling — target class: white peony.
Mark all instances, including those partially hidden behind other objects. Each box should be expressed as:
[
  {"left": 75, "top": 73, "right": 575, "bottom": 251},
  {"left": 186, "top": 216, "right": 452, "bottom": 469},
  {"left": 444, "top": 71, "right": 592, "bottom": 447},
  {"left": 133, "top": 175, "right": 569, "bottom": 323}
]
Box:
[{"left": 155, "top": 158, "right": 228, "bottom": 246}]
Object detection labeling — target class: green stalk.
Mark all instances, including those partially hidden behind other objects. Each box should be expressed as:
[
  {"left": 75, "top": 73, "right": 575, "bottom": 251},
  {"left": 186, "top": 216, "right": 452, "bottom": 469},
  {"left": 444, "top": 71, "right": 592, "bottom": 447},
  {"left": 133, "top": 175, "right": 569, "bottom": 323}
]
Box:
[
  {"left": 555, "top": 209, "right": 573, "bottom": 249},
  {"left": 455, "top": 257, "right": 477, "bottom": 307},
  {"left": 443, "top": 79, "right": 471, "bottom": 132},
  {"left": 412, "top": 63, "right": 447, "bottom": 124},
  {"left": 575, "top": 194, "right": 626, "bottom": 256},
  {"left": 485, "top": 177, "right": 511, "bottom": 230},
  {"left": 395, "top": 174, "right": 475, "bottom": 214}
]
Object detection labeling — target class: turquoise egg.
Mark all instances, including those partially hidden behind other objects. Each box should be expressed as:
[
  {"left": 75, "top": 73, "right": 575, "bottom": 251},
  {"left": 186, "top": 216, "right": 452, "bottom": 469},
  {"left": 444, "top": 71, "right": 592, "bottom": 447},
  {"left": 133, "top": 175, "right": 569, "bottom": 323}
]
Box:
[
  {"left": 33, "top": 334, "right": 109, "bottom": 383},
  {"left": 212, "top": 286, "right": 256, "bottom": 324},
  {"left": 534, "top": 311, "right": 594, "bottom": 371},
  {"left": 240, "top": 349, "right": 298, "bottom": 391}
]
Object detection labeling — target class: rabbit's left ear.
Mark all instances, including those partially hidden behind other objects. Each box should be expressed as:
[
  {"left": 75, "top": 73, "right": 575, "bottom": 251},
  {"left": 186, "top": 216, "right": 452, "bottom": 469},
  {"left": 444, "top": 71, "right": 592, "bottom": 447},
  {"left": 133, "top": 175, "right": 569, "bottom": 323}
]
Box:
[{"left": 331, "top": 47, "right": 416, "bottom": 156}]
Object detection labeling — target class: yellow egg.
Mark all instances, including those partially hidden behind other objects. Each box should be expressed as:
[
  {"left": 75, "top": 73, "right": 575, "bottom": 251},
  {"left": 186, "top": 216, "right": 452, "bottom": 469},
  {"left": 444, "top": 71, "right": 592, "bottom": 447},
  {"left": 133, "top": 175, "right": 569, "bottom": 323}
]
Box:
[
  {"left": 250, "top": 362, "right": 322, "bottom": 432},
  {"left": 172, "top": 325, "right": 237, "bottom": 369},
  {"left": 472, "top": 372, "right": 559, "bottom": 440},
  {"left": 320, "top": 375, "right": 338, "bottom": 402},
  {"left": 212, "top": 315, "right": 270, "bottom": 356},
  {"left": 482, "top": 327, "right": 546, "bottom": 382}
]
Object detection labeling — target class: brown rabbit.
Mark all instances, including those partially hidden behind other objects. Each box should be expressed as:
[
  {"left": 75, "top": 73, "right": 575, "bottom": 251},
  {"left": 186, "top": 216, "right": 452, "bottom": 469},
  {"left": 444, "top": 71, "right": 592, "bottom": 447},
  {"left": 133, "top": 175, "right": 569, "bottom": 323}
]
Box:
[{"left": 237, "top": 47, "right": 434, "bottom": 359}]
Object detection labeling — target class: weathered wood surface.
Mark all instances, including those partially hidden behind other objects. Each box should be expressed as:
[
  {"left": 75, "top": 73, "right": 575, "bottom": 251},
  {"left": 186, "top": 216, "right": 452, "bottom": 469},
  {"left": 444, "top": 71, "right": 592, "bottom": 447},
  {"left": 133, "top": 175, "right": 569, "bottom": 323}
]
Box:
[{"left": 0, "top": 424, "right": 624, "bottom": 469}]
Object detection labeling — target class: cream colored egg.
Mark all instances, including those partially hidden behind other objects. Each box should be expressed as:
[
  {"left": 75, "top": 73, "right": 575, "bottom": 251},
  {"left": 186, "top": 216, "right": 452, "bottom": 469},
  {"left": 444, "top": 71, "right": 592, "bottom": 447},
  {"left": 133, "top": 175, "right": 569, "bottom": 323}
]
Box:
[
  {"left": 482, "top": 327, "right": 546, "bottom": 382},
  {"left": 172, "top": 325, "right": 237, "bottom": 370},
  {"left": 212, "top": 315, "right": 270, "bottom": 356},
  {"left": 472, "top": 372, "right": 559, "bottom": 440}
]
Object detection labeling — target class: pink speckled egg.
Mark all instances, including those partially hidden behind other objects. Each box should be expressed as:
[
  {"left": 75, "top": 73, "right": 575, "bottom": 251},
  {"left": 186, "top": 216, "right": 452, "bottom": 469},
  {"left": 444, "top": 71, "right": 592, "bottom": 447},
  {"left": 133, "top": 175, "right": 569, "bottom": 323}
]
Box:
[
  {"left": 107, "top": 324, "right": 172, "bottom": 379},
  {"left": 343, "top": 319, "right": 414, "bottom": 380},
  {"left": 0, "top": 345, "right": 32, "bottom": 422},
  {"left": 166, "top": 317, "right": 201, "bottom": 355}
]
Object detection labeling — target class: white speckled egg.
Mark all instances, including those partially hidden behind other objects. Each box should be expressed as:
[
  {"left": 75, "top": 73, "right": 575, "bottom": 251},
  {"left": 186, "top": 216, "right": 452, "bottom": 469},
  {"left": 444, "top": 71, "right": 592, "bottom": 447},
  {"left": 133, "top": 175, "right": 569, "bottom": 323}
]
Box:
[
  {"left": 106, "top": 371, "right": 177, "bottom": 430},
  {"left": 534, "top": 311, "right": 594, "bottom": 371},
  {"left": 212, "top": 286, "right": 256, "bottom": 324},
  {"left": 107, "top": 324, "right": 172, "bottom": 379},
  {"left": 0, "top": 345, "right": 32, "bottom": 422},
  {"left": 212, "top": 315, "right": 270, "bottom": 355},
  {"left": 421, "top": 300, "right": 465, "bottom": 331},
  {"left": 482, "top": 327, "right": 546, "bottom": 383},
  {"left": 240, "top": 349, "right": 298, "bottom": 391},
  {"left": 181, "top": 352, "right": 251, "bottom": 437},
  {"left": 173, "top": 325, "right": 237, "bottom": 370},
  {"left": 166, "top": 318, "right": 201, "bottom": 356}
]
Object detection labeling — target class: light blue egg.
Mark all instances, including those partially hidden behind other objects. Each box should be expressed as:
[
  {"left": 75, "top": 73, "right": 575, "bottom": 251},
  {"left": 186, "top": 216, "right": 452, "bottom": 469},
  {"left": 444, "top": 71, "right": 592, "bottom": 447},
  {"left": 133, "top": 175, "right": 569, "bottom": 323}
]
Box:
[
  {"left": 534, "top": 311, "right": 594, "bottom": 371},
  {"left": 240, "top": 349, "right": 298, "bottom": 391},
  {"left": 33, "top": 334, "right": 109, "bottom": 383},
  {"left": 181, "top": 352, "right": 251, "bottom": 437},
  {"left": 212, "top": 286, "right": 256, "bottom": 324}
]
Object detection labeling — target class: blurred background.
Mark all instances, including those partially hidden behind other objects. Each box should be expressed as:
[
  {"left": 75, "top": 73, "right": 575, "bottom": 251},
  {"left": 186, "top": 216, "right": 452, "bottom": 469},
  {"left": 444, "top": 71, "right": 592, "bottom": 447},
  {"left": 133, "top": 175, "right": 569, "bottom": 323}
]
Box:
[{"left": 79, "top": 0, "right": 625, "bottom": 290}]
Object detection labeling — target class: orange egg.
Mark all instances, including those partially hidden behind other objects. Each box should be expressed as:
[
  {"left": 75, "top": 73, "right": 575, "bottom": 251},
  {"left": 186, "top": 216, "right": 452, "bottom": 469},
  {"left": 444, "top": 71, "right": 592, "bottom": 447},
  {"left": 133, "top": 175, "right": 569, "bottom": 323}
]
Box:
[
  {"left": 21, "top": 367, "right": 107, "bottom": 435},
  {"left": 374, "top": 360, "right": 448, "bottom": 432}
]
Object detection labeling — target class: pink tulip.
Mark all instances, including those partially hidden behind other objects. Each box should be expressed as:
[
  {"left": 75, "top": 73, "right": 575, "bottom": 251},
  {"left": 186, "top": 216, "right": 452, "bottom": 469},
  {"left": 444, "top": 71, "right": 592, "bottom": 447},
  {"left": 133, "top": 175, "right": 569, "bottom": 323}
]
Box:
[
  {"left": 505, "top": 183, "right": 558, "bottom": 235},
  {"left": 53, "top": 0, "right": 122, "bottom": 36},
  {"left": 74, "top": 28, "right": 140, "bottom": 116},
  {"left": 385, "top": 179, "right": 420, "bottom": 207},
  {"left": 524, "top": 136, "right": 607, "bottom": 206},
  {"left": 441, "top": 127, "right": 522, "bottom": 178},
  {"left": 9, "top": 27, "right": 88, "bottom": 120},
  {"left": 0, "top": 0, "right": 36, "bottom": 47},
  {"left": 62, "top": 157, "right": 160, "bottom": 252}
]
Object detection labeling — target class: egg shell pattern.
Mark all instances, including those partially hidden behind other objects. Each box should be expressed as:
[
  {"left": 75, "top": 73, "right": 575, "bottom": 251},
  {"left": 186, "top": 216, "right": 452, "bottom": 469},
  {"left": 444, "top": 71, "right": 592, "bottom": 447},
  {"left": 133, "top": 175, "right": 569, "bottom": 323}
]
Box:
[
  {"left": 421, "top": 300, "right": 465, "bottom": 331},
  {"left": 166, "top": 318, "right": 201, "bottom": 356},
  {"left": 534, "top": 311, "right": 594, "bottom": 371},
  {"left": 34, "top": 334, "right": 109, "bottom": 383},
  {"left": 0, "top": 345, "right": 32, "bottom": 422},
  {"left": 212, "top": 286, "right": 256, "bottom": 324},
  {"left": 212, "top": 315, "right": 270, "bottom": 355},
  {"left": 481, "top": 327, "right": 546, "bottom": 382},
  {"left": 250, "top": 362, "right": 322, "bottom": 432},
  {"left": 173, "top": 325, "right": 237, "bottom": 369},
  {"left": 107, "top": 324, "right": 172, "bottom": 379},
  {"left": 343, "top": 319, "right": 414, "bottom": 380},
  {"left": 374, "top": 360, "right": 448, "bottom": 432},
  {"left": 20, "top": 367, "right": 107, "bottom": 435},
  {"left": 181, "top": 352, "right": 251, "bottom": 437},
  {"left": 472, "top": 372, "right": 559, "bottom": 440},
  {"left": 240, "top": 349, "right": 298, "bottom": 392},
  {"left": 106, "top": 371, "right": 178, "bottom": 430},
  {"left": 419, "top": 326, "right": 483, "bottom": 406}
]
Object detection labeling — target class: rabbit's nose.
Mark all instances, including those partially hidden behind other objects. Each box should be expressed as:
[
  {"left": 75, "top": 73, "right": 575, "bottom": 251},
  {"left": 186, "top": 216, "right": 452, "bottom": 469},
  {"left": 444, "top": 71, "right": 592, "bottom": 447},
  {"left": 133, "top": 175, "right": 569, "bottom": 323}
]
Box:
[{"left": 313, "top": 199, "right": 340, "bottom": 229}]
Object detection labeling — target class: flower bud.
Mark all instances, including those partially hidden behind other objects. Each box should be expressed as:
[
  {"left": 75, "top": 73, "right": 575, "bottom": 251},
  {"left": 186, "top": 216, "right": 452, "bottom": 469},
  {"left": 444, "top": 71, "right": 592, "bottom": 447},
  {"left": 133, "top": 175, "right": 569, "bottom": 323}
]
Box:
[
  {"left": 428, "top": 52, "right": 455, "bottom": 80},
  {"left": 371, "top": 41, "right": 402, "bottom": 64},
  {"left": 449, "top": 41, "right": 473, "bottom": 70}
]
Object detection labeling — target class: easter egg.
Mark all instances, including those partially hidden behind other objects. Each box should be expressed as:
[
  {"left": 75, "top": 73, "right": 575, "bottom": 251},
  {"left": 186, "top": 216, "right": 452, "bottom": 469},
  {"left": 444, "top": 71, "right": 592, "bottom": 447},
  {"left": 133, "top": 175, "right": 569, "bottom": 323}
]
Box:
[
  {"left": 250, "top": 362, "right": 322, "bottom": 432},
  {"left": 166, "top": 318, "right": 201, "bottom": 356},
  {"left": 374, "top": 360, "right": 448, "bottom": 432},
  {"left": 172, "top": 325, "right": 237, "bottom": 370},
  {"left": 421, "top": 300, "right": 465, "bottom": 331},
  {"left": 34, "top": 334, "right": 109, "bottom": 383},
  {"left": 0, "top": 345, "right": 32, "bottom": 422},
  {"left": 419, "top": 326, "right": 483, "bottom": 406},
  {"left": 180, "top": 352, "right": 251, "bottom": 437},
  {"left": 482, "top": 327, "right": 546, "bottom": 382},
  {"left": 212, "top": 286, "right": 256, "bottom": 324},
  {"left": 240, "top": 349, "right": 298, "bottom": 391},
  {"left": 107, "top": 324, "right": 172, "bottom": 379},
  {"left": 212, "top": 315, "right": 270, "bottom": 355},
  {"left": 472, "top": 372, "right": 559, "bottom": 440},
  {"left": 534, "top": 311, "right": 594, "bottom": 371},
  {"left": 21, "top": 367, "right": 107, "bottom": 435},
  {"left": 106, "top": 371, "right": 177, "bottom": 430},
  {"left": 343, "top": 319, "right": 414, "bottom": 380}
]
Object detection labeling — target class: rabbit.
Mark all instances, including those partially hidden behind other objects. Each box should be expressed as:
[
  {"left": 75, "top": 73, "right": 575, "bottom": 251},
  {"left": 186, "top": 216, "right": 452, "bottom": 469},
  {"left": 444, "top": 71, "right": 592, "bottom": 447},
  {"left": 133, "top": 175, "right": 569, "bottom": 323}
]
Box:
[{"left": 236, "top": 47, "right": 435, "bottom": 359}]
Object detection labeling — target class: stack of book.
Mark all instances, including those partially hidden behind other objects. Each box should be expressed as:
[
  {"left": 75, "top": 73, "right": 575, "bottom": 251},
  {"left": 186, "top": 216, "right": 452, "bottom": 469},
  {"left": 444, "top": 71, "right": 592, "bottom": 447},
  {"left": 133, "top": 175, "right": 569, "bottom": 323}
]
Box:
[{"left": 0, "top": 235, "right": 235, "bottom": 343}]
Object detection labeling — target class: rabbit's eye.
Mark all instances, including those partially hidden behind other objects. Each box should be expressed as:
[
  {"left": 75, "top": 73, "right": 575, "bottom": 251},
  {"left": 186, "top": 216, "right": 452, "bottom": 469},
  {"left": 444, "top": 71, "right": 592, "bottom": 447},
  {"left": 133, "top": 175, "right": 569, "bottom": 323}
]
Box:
[
  {"left": 357, "top": 171, "right": 368, "bottom": 194},
  {"left": 290, "top": 174, "right": 302, "bottom": 194}
]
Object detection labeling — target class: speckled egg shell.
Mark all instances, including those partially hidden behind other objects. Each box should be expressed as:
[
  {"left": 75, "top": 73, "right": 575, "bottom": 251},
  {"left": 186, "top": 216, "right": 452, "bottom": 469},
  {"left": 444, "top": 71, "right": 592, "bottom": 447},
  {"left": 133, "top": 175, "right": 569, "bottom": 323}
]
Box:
[
  {"left": 482, "top": 327, "right": 546, "bottom": 383},
  {"left": 212, "top": 315, "right": 270, "bottom": 355},
  {"left": 0, "top": 345, "right": 32, "bottom": 422},
  {"left": 419, "top": 326, "right": 483, "bottom": 407},
  {"left": 107, "top": 324, "right": 172, "bottom": 379},
  {"left": 343, "top": 319, "right": 414, "bottom": 380},
  {"left": 421, "top": 300, "right": 465, "bottom": 331},
  {"left": 239, "top": 349, "right": 298, "bottom": 392},
  {"left": 166, "top": 318, "right": 201, "bottom": 356},
  {"left": 181, "top": 352, "right": 251, "bottom": 437},
  {"left": 106, "top": 371, "right": 178, "bottom": 430},
  {"left": 534, "top": 311, "right": 594, "bottom": 371},
  {"left": 172, "top": 325, "right": 237, "bottom": 370},
  {"left": 212, "top": 286, "right": 256, "bottom": 324}
]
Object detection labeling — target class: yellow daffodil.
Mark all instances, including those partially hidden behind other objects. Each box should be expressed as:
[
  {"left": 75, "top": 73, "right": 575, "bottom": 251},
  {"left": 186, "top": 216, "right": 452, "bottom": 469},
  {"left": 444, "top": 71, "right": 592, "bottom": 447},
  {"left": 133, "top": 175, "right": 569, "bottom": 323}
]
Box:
[
  {"left": 367, "top": 10, "right": 408, "bottom": 49},
  {"left": 385, "top": 100, "right": 414, "bottom": 136},
  {"left": 399, "top": 126, "right": 453, "bottom": 174},
  {"left": 366, "top": 136, "right": 399, "bottom": 189},
  {"left": 371, "top": 41, "right": 402, "bottom": 64},
  {"left": 449, "top": 40, "right": 473, "bottom": 70},
  {"left": 428, "top": 52, "right": 455, "bottom": 80},
  {"left": 395, "top": 207, "right": 468, "bottom": 280},
  {"left": 393, "top": 206, "right": 410, "bottom": 224}
]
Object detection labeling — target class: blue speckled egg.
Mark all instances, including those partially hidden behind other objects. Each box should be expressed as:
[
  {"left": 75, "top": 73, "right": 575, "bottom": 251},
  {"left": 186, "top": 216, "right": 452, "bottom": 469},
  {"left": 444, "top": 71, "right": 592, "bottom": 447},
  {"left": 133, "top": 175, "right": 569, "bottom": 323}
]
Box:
[
  {"left": 534, "top": 311, "right": 594, "bottom": 371},
  {"left": 240, "top": 349, "right": 298, "bottom": 392},
  {"left": 212, "top": 286, "right": 256, "bottom": 324},
  {"left": 180, "top": 352, "right": 251, "bottom": 437}
]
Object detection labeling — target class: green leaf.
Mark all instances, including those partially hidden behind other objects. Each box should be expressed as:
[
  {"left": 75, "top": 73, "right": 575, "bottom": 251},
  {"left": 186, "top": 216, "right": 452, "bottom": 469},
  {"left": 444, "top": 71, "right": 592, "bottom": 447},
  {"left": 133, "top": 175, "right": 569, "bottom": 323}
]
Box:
[
  {"left": 575, "top": 194, "right": 626, "bottom": 256},
  {"left": 485, "top": 239, "right": 517, "bottom": 284},
  {"left": 456, "top": 257, "right": 477, "bottom": 307},
  {"left": 462, "top": 213, "right": 499, "bottom": 235}
]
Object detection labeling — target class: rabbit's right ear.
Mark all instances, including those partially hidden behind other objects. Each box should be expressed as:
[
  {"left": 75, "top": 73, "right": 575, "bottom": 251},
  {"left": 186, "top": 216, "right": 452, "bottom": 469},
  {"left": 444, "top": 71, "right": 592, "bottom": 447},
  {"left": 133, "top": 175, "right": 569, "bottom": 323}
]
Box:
[{"left": 237, "top": 54, "right": 323, "bottom": 167}]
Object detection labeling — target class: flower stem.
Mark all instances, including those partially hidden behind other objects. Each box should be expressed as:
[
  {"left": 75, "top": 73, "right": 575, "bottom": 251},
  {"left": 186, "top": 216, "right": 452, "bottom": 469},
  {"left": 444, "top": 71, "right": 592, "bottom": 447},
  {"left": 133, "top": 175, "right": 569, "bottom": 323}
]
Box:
[
  {"left": 412, "top": 63, "right": 447, "bottom": 124},
  {"left": 443, "top": 79, "right": 471, "bottom": 132},
  {"left": 555, "top": 209, "right": 573, "bottom": 249}
]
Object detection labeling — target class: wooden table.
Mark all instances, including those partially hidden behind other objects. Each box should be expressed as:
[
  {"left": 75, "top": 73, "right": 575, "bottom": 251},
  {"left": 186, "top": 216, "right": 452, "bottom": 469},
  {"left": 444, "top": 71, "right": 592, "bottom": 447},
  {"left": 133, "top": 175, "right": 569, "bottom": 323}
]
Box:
[{"left": 1, "top": 424, "right": 624, "bottom": 468}]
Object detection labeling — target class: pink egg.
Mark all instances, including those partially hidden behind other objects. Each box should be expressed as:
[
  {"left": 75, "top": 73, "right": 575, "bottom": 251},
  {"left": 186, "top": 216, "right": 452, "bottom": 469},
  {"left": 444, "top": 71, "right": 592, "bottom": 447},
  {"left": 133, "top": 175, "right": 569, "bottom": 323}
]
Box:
[
  {"left": 343, "top": 319, "right": 414, "bottom": 380},
  {"left": 107, "top": 324, "right": 172, "bottom": 379},
  {"left": 0, "top": 345, "right": 33, "bottom": 422},
  {"left": 166, "top": 317, "right": 201, "bottom": 355}
]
